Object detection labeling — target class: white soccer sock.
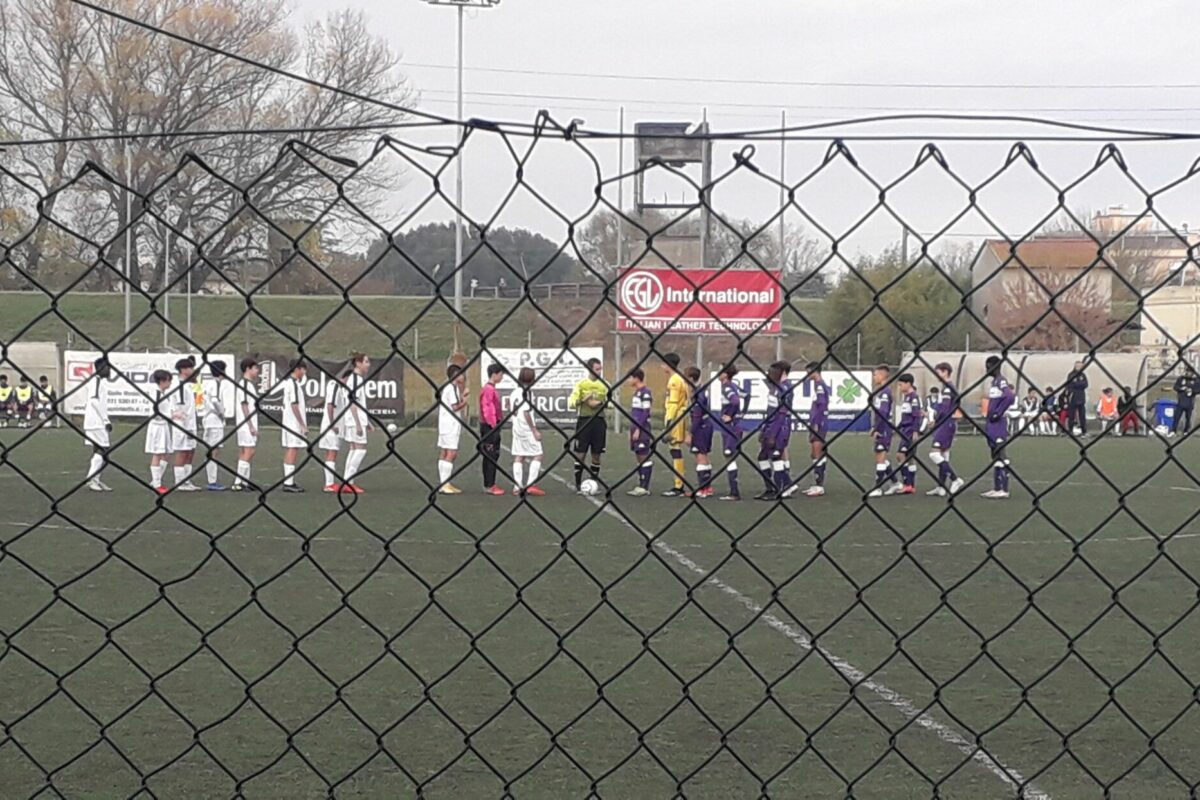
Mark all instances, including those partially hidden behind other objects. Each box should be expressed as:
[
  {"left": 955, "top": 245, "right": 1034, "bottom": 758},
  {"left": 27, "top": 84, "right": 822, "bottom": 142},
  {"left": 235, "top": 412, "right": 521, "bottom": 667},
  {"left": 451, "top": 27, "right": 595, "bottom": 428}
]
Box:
[
  {"left": 528, "top": 460, "right": 541, "bottom": 486},
  {"left": 283, "top": 463, "right": 296, "bottom": 485},
  {"left": 151, "top": 463, "right": 166, "bottom": 487},
  {"left": 323, "top": 459, "right": 337, "bottom": 486},
  {"left": 235, "top": 460, "right": 249, "bottom": 484},
  {"left": 437, "top": 459, "right": 452, "bottom": 484},
  {"left": 513, "top": 461, "right": 525, "bottom": 488},
  {"left": 174, "top": 466, "right": 188, "bottom": 485},
  {"left": 206, "top": 460, "right": 219, "bottom": 485},
  {"left": 87, "top": 453, "right": 104, "bottom": 481},
  {"left": 344, "top": 449, "right": 366, "bottom": 483}
]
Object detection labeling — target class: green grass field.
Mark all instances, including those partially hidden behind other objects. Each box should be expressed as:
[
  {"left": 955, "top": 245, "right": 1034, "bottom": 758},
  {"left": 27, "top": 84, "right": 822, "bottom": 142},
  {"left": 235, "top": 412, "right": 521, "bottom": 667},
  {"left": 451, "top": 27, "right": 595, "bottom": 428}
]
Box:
[{"left": 3, "top": 423, "right": 1200, "bottom": 799}]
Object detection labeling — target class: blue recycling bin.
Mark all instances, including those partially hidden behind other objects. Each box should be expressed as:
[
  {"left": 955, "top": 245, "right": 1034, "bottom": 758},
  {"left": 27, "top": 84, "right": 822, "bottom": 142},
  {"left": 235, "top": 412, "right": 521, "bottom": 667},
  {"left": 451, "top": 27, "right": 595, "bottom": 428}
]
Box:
[{"left": 1154, "top": 399, "right": 1178, "bottom": 429}]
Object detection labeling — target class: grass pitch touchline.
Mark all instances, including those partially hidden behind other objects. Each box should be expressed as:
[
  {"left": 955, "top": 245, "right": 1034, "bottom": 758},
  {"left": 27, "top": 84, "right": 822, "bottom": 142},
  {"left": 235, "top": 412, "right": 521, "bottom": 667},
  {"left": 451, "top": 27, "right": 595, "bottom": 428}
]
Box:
[{"left": 530, "top": 466, "right": 1053, "bottom": 800}]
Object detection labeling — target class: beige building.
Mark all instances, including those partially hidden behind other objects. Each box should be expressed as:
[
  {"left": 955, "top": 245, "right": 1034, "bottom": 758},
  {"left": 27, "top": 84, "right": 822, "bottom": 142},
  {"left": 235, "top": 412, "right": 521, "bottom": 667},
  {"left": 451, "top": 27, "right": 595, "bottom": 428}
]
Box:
[
  {"left": 970, "top": 238, "right": 1115, "bottom": 323},
  {"left": 1091, "top": 207, "right": 1199, "bottom": 287},
  {"left": 1141, "top": 286, "right": 1200, "bottom": 349}
]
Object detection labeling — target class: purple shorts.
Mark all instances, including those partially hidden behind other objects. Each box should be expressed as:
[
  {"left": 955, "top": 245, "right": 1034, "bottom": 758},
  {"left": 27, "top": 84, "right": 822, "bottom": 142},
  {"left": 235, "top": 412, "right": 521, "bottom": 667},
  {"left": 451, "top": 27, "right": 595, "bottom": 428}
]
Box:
[
  {"left": 808, "top": 424, "right": 828, "bottom": 444},
  {"left": 873, "top": 433, "right": 892, "bottom": 453},
  {"left": 630, "top": 429, "right": 651, "bottom": 455},
  {"left": 985, "top": 420, "right": 1008, "bottom": 441},
  {"left": 720, "top": 425, "right": 742, "bottom": 456},
  {"left": 931, "top": 422, "right": 955, "bottom": 450},
  {"left": 691, "top": 422, "right": 714, "bottom": 455}
]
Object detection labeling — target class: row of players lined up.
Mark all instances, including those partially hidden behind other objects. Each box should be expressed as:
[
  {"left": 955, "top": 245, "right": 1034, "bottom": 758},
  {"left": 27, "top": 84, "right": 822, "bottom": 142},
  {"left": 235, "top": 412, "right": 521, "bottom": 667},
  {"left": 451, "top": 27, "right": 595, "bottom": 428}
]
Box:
[
  {"left": 72, "top": 348, "right": 1023, "bottom": 498},
  {"left": 441, "top": 353, "right": 1017, "bottom": 500},
  {"left": 80, "top": 355, "right": 373, "bottom": 494}
]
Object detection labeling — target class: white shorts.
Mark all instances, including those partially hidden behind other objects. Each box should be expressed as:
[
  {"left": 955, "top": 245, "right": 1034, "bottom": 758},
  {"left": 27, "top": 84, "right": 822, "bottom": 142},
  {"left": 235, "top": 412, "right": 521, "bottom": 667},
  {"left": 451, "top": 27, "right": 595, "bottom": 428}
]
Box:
[
  {"left": 282, "top": 429, "right": 308, "bottom": 451},
  {"left": 84, "top": 428, "right": 110, "bottom": 449},
  {"left": 236, "top": 420, "right": 258, "bottom": 448},
  {"left": 511, "top": 432, "right": 542, "bottom": 458},
  {"left": 171, "top": 428, "right": 197, "bottom": 452},
  {"left": 342, "top": 422, "right": 368, "bottom": 446},
  {"left": 203, "top": 425, "right": 225, "bottom": 448},
  {"left": 145, "top": 425, "right": 171, "bottom": 455},
  {"left": 318, "top": 426, "right": 342, "bottom": 452},
  {"left": 437, "top": 424, "right": 462, "bottom": 451}
]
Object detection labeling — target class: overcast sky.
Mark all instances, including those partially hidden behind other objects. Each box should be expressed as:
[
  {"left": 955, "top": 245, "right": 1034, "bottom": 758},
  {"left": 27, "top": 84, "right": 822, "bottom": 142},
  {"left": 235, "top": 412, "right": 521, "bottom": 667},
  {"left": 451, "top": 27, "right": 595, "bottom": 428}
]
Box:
[{"left": 293, "top": 0, "right": 1200, "bottom": 260}]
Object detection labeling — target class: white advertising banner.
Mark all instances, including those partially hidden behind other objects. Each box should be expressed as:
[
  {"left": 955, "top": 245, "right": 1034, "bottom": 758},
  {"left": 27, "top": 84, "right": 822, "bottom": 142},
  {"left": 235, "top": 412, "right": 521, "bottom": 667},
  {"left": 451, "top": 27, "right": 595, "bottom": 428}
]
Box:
[
  {"left": 714, "top": 369, "right": 873, "bottom": 432},
  {"left": 63, "top": 351, "right": 237, "bottom": 418},
  {"left": 480, "top": 347, "right": 605, "bottom": 427}
]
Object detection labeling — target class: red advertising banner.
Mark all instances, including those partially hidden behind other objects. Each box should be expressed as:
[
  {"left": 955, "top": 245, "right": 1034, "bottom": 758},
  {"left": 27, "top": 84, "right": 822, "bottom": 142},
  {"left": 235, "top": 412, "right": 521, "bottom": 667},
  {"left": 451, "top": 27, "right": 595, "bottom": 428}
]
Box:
[{"left": 616, "top": 267, "right": 783, "bottom": 334}]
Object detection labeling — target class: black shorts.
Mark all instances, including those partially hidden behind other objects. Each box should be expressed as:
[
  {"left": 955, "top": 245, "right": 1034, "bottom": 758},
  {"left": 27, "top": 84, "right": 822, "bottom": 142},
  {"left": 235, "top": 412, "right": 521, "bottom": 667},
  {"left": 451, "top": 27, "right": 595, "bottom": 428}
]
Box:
[{"left": 573, "top": 415, "right": 607, "bottom": 456}]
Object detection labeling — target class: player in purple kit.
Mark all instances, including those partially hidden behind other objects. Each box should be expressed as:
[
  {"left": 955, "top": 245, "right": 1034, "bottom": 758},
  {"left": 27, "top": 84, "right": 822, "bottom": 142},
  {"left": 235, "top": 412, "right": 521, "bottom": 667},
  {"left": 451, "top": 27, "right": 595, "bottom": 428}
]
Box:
[
  {"left": 625, "top": 369, "right": 654, "bottom": 497},
  {"left": 802, "top": 362, "right": 830, "bottom": 497},
  {"left": 983, "top": 355, "right": 1016, "bottom": 499},
  {"left": 685, "top": 366, "right": 715, "bottom": 498},
  {"left": 755, "top": 364, "right": 788, "bottom": 501},
  {"left": 716, "top": 365, "right": 743, "bottom": 501},
  {"left": 886, "top": 373, "right": 921, "bottom": 495},
  {"left": 927, "top": 362, "right": 965, "bottom": 497},
  {"left": 867, "top": 365, "right": 900, "bottom": 498},
  {"left": 773, "top": 361, "right": 797, "bottom": 497}
]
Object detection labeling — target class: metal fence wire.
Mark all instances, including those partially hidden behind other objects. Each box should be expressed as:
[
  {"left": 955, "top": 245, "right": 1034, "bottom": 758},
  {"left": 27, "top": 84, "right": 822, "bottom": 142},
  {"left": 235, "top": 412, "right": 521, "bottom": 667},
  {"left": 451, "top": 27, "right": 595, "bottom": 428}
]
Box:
[{"left": 4, "top": 109, "right": 1200, "bottom": 800}]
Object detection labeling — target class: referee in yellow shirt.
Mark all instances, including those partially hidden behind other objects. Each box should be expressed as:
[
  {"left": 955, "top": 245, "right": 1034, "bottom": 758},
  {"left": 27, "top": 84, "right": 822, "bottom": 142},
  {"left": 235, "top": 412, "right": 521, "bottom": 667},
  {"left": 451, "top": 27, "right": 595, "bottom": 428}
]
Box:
[
  {"left": 567, "top": 357, "right": 609, "bottom": 491},
  {"left": 661, "top": 352, "right": 690, "bottom": 496}
]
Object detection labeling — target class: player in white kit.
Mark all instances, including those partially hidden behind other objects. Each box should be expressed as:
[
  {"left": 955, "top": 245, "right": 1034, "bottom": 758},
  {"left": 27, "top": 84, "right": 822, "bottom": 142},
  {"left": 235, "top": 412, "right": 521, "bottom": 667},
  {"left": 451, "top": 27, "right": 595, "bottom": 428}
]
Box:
[
  {"left": 318, "top": 366, "right": 349, "bottom": 493},
  {"left": 83, "top": 356, "right": 114, "bottom": 492},
  {"left": 171, "top": 357, "right": 202, "bottom": 492},
  {"left": 509, "top": 367, "right": 544, "bottom": 496},
  {"left": 281, "top": 359, "right": 309, "bottom": 493},
  {"left": 201, "top": 360, "right": 229, "bottom": 491},
  {"left": 436, "top": 363, "right": 468, "bottom": 495},
  {"left": 145, "top": 369, "right": 177, "bottom": 494},
  {"left": 339, "top": 353, "right": 373, "bottom": 494},
  {"left": 232, "top": 357, "right": 261, "bottom": 492}
]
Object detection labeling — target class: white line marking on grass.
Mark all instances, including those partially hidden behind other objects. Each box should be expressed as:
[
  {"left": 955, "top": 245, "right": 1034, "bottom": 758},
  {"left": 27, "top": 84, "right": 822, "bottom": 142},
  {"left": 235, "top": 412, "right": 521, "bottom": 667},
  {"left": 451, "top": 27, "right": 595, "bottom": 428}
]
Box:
[{"left": 532, "top": 468, "right": 1052, "bottom": 799}]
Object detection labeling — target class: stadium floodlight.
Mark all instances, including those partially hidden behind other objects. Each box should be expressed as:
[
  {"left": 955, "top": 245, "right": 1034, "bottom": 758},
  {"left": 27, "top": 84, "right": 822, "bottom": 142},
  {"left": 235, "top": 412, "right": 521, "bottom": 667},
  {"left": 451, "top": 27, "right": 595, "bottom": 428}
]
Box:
[{"left": 420, "top": 0, "right": 501, "bottom": 314}]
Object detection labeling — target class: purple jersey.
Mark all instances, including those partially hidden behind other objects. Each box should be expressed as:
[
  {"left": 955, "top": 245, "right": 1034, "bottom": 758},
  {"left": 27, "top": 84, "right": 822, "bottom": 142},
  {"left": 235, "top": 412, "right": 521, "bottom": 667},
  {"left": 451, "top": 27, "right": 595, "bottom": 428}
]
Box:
[
  {"left": 630, "top": 385, "right": 652, "bottom": 451},
  {"left": 986, "top": 374, "right": 1015, "bottom": 440},
  {"left": 932, "top": 382, "right": 958, "bottom": 449},
  {"left": 809, "top": 379, "right": 830, "bottom": 432},
  {"left": 775, "top": 378, "right": 794, "bottom": 447},
  {"left": 761, "top": 383, "right": 788, "bottom": 440},
  {"left": 721, "top": 380, "right": 741, "bottom": 420},
  {"left": 872, "top": 385, "right": 894, "bottom": 446},
  {"left": 719, "top": 380, "right": 742, "bottom": 455},
  {"left": 897, "top": 389, "right": 921, "bottom": 443},
  {"left": 690, "top": 386, "right": 713, "bottom": 429}
]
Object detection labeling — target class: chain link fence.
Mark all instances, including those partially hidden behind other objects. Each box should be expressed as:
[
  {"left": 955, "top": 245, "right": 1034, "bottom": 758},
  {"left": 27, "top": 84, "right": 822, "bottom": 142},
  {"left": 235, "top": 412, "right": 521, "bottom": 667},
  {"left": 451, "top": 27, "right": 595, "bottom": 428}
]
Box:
[{"left": 3, "top": 109, "right": 1200, "bottom": 799}]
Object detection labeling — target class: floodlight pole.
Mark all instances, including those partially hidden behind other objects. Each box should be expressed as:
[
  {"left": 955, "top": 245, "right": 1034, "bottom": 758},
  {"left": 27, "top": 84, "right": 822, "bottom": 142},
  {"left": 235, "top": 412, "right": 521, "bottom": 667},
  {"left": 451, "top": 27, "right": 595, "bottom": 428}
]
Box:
[
  {"left": 454, "top": 3, "right": 464, "bottom": 314},
  {"left": 422, "top": 1, "right": 501, "bottom": 314},
  {"left": 124, "top": 139, "right": 132, "bottom": 335}
]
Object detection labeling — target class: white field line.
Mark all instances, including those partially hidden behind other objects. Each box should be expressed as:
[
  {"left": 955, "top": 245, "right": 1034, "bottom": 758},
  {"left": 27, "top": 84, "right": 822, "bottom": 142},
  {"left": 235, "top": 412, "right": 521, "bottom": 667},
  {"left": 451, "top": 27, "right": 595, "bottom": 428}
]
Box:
[{"left": 528, "top": 456, "right": 1052, "bottom": 800}]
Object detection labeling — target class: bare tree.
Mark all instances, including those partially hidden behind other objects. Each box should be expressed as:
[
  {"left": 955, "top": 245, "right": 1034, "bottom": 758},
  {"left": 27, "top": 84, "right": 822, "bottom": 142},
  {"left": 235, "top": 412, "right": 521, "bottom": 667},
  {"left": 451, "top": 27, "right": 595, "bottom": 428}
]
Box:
[
  {"left": 993, "top": 270, "right": 1122, "bottom": 351},
  {"left": 0, "top": 0, "right": 412, "bottom": 291}
]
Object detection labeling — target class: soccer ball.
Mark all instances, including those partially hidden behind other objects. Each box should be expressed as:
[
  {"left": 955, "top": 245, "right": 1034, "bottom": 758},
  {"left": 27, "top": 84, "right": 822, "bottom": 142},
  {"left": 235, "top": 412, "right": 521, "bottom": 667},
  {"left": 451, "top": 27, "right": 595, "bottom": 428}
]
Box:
[
  {"left": 386, "top": 423, "right": 398, "bottom": 435},
  {"left": 579, "top": 478, "right": 600, "bottom": 496}
]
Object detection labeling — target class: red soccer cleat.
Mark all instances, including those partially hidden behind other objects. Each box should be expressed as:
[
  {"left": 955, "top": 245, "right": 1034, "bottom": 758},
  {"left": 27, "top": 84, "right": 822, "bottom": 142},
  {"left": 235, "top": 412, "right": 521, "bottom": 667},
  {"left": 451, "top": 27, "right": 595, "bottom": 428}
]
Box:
[
  {"left": 524, "top": 486, "right": 546, "bottom": 496},
  {"left": 698, "top": 487, "right": 715, "bottom": 498},
  {"left": 340, "top": 484, "right": 364, "bottom": 494},
  {"left": 324, "top": 484, "right": 341, "bottom": 494},
  {"left": 155, "top": 486, "right": 169, "bottom": 495},
  {"left": 486, "top": 486, "right": 506, "bottom": 496},
  {"left": 901, "top": 485, "right": 916, "bottom": 494}
]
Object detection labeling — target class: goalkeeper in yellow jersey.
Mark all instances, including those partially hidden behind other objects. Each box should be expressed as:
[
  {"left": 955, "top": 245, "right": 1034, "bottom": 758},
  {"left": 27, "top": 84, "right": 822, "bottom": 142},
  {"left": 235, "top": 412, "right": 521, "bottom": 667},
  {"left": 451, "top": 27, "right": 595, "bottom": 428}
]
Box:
[{"left": 661, "top": 352, "right": 690, "bottom": 496}]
